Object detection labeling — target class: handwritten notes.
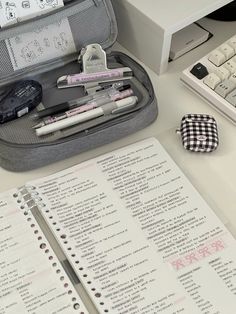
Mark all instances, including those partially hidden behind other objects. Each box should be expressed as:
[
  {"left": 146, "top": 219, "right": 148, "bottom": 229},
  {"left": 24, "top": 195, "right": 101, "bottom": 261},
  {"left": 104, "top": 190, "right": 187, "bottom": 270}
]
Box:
[
  {"left": 0, "top": 189, "right": 88, "bottom": 314},
  {"left": 29, "top": 138, "right": 236, "bottom": 313}
]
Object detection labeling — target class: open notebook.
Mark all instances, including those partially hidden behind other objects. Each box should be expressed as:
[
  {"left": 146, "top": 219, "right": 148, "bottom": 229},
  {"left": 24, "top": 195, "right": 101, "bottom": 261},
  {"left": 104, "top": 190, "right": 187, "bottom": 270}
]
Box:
[
  {"left": 0, "top": 190, "right": 88, "bottom": 314},
  {"left": 1, "top": 137, "right": 236, "bottom": 314}
]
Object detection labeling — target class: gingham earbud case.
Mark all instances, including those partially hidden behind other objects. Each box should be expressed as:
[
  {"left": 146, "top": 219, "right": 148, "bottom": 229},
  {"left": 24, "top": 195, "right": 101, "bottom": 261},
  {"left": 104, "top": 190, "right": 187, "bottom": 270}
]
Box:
[{"left": 177, "top": 114, "right": 219, "bottom": 152}]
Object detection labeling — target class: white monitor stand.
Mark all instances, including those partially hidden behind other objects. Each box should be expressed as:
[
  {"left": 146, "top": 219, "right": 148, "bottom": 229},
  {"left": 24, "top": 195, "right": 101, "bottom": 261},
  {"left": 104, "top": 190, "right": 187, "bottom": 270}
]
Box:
[{"left": 112, "top": 0, "right": 234, "bottom": 74}]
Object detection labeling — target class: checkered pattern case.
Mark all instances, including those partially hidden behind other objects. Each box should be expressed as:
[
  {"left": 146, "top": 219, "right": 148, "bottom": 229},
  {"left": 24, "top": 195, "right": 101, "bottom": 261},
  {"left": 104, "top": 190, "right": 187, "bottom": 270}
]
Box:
[{"left": 179, "top": 114, "right": 219, "bottom": 152}]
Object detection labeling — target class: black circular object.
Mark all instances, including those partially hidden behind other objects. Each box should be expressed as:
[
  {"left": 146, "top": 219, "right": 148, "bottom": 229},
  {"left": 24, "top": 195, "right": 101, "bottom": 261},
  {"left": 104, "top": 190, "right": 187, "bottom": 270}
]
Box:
[
  {"left": 0, "top": 80, "right": 42, "bottom": 123},
  {"left": 207, "top": 1, "right": 236, "bottom": 21}
]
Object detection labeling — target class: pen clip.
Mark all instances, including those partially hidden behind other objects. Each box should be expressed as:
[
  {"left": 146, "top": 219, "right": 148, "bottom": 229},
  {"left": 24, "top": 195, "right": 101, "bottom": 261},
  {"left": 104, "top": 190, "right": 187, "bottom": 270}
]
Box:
[
  {"left": 82, "top": 82, "right": 123, "bottom": 95},
  {"left": 84, "top": 82, "right": 102, "bottom": 95},
  {"left": 112, "top": 99, "right": 138, "bottom": 114}
]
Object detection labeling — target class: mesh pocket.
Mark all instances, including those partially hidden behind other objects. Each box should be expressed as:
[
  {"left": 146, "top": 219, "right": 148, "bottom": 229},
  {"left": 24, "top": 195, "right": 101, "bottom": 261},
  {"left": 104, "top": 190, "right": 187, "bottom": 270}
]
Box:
[
  {"left": 0, "top": 0, "right": 116, "bottom": 82},
  {"left": 69, "top": 3, "right": 112, "bottom": 49},
  {"left": 0, "top": 41, "right": 14, "bottom": 76}
]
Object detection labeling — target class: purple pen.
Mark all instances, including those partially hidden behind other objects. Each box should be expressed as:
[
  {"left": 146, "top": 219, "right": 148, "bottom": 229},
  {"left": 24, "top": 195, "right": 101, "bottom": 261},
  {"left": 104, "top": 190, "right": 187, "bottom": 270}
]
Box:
[
  {"left": 33, "top": 88, "right": 134, "bottom": 129},
  {"left": 57, "top": 67, "right": 133, "bottom": 89},
  {"left": 31, "top": 82, "right": 128, "bottom": 120}
]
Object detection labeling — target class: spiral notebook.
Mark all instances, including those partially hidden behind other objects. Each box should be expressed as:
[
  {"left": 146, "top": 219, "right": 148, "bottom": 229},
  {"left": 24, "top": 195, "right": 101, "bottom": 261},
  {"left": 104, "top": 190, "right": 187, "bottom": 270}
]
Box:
[
  {"left": 2, "top": 137, "right": 236, "bottom": 314},
  {"left": 0, "top": 189, "right": 88, "bottom": 314}
]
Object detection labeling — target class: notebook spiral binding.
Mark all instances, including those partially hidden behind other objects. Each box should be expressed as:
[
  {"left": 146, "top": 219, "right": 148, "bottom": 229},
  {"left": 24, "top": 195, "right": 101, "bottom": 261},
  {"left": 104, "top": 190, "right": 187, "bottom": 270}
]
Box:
[
  {"left": 13, "top": 186, "right": 83, "bottom": 312},
  {"left": 21, "top": 184, "right": 110, "bottom": 313}
]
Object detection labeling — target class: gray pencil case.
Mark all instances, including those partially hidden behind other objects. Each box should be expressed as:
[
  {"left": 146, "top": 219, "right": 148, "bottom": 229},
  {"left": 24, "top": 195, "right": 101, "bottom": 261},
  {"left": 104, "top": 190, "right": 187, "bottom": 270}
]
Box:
[{"left": 0, "top": 0, "right": 158, "bottom": 171}]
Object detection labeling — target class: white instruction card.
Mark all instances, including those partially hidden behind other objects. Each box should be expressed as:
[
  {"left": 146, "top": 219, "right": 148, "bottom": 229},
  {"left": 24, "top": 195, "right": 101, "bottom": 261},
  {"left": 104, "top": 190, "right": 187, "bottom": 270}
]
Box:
[
  {"left": 0, "top": 0, "right": 64, "bottom": 27},
  {"left": 6, "top": 18, "right": 76, "bottom": 70}
]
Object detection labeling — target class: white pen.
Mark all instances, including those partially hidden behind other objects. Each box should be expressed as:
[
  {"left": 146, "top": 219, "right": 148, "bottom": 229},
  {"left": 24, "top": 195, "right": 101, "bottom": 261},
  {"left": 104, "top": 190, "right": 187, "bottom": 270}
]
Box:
[
  {"left": 33, "top": 88, "right": 134, "bottom": 129},
  {"left": 36, "top": 96, "right": 138, "bottom": 137}
]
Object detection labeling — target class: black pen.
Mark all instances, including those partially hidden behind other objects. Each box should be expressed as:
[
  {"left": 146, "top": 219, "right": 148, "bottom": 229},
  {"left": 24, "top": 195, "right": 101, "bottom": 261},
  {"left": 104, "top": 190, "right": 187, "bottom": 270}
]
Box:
[
  {"left": 33, "top": 88, "right": 134, "bottom": 129},
  {"left": 31, "top": 83, "right": 129, "bottom": 120},
  {"left": 36, "top": 96, "right": 138, "bottom": 136}
]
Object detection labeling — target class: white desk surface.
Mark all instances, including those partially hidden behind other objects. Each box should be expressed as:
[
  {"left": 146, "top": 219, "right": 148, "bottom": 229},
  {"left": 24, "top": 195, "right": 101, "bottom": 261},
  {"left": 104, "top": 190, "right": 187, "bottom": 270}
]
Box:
[
  {"left": 1, "top": 17, "right": 236, "bottom": 314},
  {"left": 0, "top": 16, "right": 236, "bottom": 245},
  {"left": 1, "top": 18, "right": 236, "bottom": 230}
]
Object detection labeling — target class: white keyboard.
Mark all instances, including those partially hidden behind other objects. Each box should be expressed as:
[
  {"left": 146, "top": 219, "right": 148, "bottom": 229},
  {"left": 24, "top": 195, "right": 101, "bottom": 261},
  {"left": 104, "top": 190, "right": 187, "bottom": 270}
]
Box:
[{"left": 181, "top": 35, "right": 236, "bottom": 124}]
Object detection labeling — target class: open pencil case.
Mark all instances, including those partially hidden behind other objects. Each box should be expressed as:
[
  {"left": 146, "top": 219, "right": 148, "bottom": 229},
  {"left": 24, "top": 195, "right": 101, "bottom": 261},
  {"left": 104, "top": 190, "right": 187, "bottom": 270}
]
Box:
[{"left": 0, "top": 0, "right": 158, "bottom": 171}]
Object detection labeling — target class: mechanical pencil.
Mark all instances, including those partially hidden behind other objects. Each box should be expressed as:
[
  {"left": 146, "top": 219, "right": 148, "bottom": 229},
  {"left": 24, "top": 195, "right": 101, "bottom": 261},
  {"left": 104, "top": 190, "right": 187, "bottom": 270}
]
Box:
[
  {"left": 36, "top": 96, "right": 138, "bottom": 137},
  {"left": 31, "top": 82, "right": 128, "bottom": 120},
  {"left": 57, "top": 67, "right": 133, "bottom": 89},
  {"left": 33, "top": 88, "right": 134, "bottom": 129}
]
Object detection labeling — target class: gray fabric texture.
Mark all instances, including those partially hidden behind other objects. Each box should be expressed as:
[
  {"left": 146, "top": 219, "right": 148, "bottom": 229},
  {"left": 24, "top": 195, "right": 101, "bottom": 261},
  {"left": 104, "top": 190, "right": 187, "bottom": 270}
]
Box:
[
  {"left": 0, "top": 0, "right": 117, "bottom": 84},
  {"left": 0, "top": 2, "right": 158, "bottom": 171}
]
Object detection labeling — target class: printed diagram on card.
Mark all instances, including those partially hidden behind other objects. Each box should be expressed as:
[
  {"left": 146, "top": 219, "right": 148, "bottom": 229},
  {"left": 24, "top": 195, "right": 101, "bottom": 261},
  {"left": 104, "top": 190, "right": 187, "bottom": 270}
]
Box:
[
  {"left": 0, "top": 0, "right": 64, "bottom": 27},
  {"left": 37, "top": 0, "right": 59, "bottom": 9},
  {"left": 6, "top": 19, "right": 76, "bottom": 70},
  {"left": 0, "top": 1, "right": 17, "bottom": 25}
]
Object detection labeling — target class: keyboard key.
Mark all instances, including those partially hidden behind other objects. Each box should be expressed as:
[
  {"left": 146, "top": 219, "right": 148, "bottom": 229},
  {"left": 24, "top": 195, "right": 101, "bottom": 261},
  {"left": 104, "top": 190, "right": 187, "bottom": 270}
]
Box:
[
  {"left": 181, "top": 34, "right": 236, "bottom": 124},
  {"left": 226, "top": 89, "right": 236, "bottom": 106},
  {"left": 219, "top": 43, "right": 235, "bottom": 60},
  {"left": 229, "top": 73, "right": 236, "bottom": 84},
  {"left": 208, "top": 49, "right": 226, "bottom": 66},
  {"left": 223, "top": 59, "right": 236, "bottom": 73},
  {"left": 203, "top": 73, "right": 221, "bottom": 89},
  {"left": 215, "top": 79, "right": 236, "bottom": 98},
  {"left": 190, "top": 62, "right": 208, "bottom": 79},
  {"left": 228, "top": 36, "right": 236, "bottom": 52},
  {"left": 215, "top": 67, "right": 230, "bottom": 80}
]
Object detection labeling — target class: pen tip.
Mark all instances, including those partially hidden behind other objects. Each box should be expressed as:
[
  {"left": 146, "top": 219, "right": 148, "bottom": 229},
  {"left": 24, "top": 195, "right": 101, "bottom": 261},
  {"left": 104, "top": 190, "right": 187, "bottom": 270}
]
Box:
[
  {"left": 30, "top": 113, "right": 39, "bottom": 120},
  {"left": 57, "top": 76, "right": 68, "bottom": 89},
  {"left": 32, "top": 123, "right": 41, "bottom": 129}
]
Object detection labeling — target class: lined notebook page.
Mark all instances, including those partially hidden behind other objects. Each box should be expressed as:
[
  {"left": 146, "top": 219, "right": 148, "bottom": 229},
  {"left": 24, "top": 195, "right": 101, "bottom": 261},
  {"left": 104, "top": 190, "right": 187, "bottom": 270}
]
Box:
[
  {"left": 0, "top": 189, "right": 88, "bottom": 314},
  {"left": 28, "top": 138, "right": 236, "bottom": 314}
]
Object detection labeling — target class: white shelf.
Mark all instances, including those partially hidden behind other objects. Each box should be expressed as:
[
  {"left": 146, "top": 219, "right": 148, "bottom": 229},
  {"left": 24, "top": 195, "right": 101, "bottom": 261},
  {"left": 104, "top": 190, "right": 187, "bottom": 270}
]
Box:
[{"left": 112, "top": 0, "right": 234, "bottom": 74}]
